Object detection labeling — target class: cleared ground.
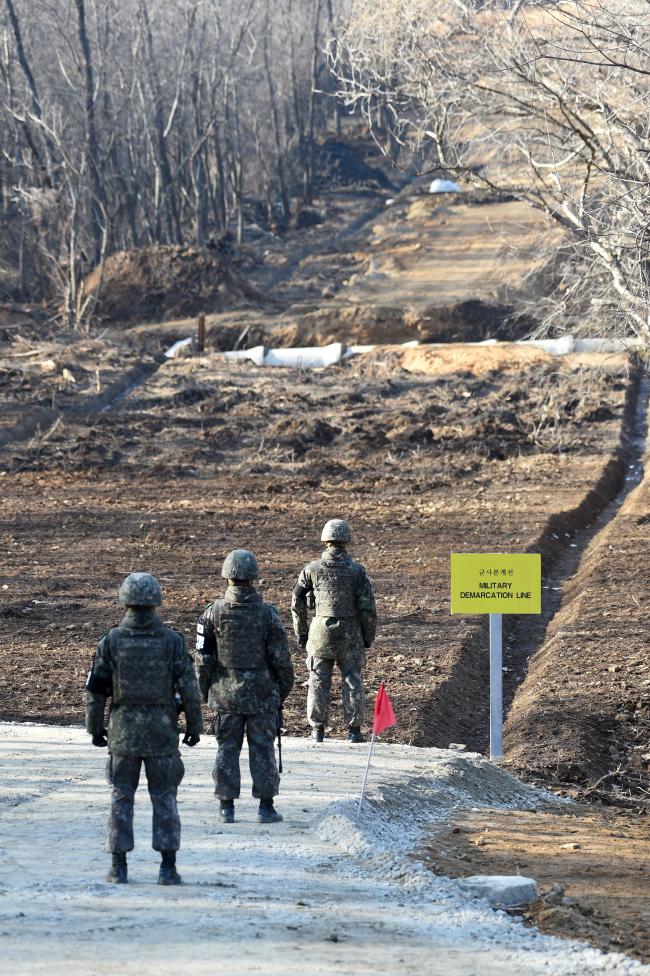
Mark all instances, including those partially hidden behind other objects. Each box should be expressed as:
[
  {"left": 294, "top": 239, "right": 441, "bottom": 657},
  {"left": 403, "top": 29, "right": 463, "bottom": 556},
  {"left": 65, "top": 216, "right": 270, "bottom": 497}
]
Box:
[
  {"left": 0, "top": 348, "right": 631, "bottom": 750},
  {"left": 1, "top": 170, "right": 649, "bottom": 964},
  {"left": 1, "top": 723, "right": 647, "bottom": 976}
]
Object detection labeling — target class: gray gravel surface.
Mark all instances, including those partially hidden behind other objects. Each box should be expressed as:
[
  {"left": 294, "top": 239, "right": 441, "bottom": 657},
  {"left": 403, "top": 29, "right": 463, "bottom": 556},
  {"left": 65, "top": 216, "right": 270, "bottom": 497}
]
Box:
[{"left": 0, "top": 723, "right": 647, "bottom": 976}]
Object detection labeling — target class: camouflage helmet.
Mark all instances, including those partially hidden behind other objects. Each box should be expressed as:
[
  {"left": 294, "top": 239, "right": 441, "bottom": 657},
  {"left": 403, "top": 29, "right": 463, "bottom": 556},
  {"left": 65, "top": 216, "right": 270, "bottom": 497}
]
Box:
[
  {"left": 221, "top": 549, "right": 259, "bottom": 581},
  {"left": 118, "top": 572, "right": 163, "bottom": 607},
  {"left": 321, "top": 518, "right": 352, "bottom": 543}
]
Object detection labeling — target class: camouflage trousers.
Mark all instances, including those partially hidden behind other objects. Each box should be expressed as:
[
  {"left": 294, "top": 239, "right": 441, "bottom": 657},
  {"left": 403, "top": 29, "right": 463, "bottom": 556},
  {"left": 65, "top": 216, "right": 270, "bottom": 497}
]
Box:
[
  {"left": 105, "top": 752, "right": 184, "bottom": 853},
  {"left": 213, "top": 711, "right": 280, "bottom": 800},
  {"left": 307, "top": 656, "right": 364, "bottom": 728}
]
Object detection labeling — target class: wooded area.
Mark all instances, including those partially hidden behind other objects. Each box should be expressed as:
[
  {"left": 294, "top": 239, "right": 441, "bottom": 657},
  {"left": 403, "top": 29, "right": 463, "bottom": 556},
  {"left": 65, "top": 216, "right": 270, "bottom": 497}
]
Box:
[
  {"left": 0, "top": 0, "right": 344, "bottom": 319},
  {"left": 3, "top": 1, "right": 650, "bottom": 345}
]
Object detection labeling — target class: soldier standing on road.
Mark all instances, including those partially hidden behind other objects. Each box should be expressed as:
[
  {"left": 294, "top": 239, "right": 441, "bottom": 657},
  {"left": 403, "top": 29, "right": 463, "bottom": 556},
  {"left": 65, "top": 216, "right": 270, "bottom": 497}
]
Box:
[
  {"left": 292, "top": 519, "right": 377, "bottom": 743},
  {"left": 85, "top": 572, "right": 203, "bottom": 886},
  {"left": 195, "top": 549, "right": 294, "bottom": 825}
]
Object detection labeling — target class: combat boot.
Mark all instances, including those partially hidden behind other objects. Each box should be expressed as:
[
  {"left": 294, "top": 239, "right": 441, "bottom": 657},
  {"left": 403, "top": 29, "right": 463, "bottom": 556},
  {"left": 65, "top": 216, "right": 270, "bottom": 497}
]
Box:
[
  {"left": 219, "top": 799, "right": 235, "bottom": 824},
  {"left": 257, "top": 798, "right": 283, "bottom": 824},
  {"left": 311, "top": 724, "right": 325, "bottom": 742},
  {"left": 158, "top": 850, "right": 182, "bottom": 886},
  {"left": 106, "top": 852, "right": 127, "bottom": 884},
  {"left": 348, "top": 726, "right": 365, "bottom": 743}
]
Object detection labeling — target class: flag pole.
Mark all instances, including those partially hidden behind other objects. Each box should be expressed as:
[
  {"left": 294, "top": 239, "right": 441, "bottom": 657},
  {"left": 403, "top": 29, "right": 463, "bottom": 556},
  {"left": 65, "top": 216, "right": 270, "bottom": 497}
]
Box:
[{"left": 356, "top": 730, "right": 377, "bottom": 821}]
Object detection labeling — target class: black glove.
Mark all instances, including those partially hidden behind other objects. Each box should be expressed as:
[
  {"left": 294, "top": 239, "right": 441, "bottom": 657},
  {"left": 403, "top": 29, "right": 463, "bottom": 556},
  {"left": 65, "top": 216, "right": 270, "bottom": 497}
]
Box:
[
  {"left": 92, "top": 730, "right": 108, "bottom": 748},
  {"left": 183, "top": 732, "right": 200, "bottom": 747}
]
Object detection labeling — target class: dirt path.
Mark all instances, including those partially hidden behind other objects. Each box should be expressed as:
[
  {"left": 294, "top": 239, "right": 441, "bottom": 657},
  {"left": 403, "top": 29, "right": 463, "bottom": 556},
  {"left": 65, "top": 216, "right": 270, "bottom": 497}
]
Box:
[
  {"left": 342, "top": 194, "right": 560, "bottom": 310},
  {"left": 1, "top": 723, "right": 647, "bottom": 976}
]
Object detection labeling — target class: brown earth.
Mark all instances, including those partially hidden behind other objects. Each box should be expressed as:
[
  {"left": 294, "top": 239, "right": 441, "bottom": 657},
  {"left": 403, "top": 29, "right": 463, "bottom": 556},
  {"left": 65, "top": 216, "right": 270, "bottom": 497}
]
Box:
[
  {"left": 81, "top": 244, "right": 261, "bottom": 325},
  {"left": 0, "top": 220, "right": 641, "bottom": 758},
  {"left": 421, "top": 806, "right": 650, "bottom": 963},
  {"left": 2, "top": 163, "right": 649, "bottom": 962},
  {"left": 248, "top": 190, "right": 554, "bottom": 347},
  {"left": 341, "top": 194, "right": 563, "bottom": 311},
  {"left": 503, "top": 411, "right": 650, "bottom": 803},
  {"left": 0, "top": 351, "right": 633, "bottom": 745}
]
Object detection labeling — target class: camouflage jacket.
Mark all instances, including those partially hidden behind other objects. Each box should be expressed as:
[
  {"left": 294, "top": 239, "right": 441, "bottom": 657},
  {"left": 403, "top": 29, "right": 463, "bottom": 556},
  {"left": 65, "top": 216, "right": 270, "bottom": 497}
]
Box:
[
  {"left": 291, "top": 547, "right": 377, "bottom": 660},
  {"left": 85, "top": 608, "right": 203, "bottom": 758},
  {"left": 195, "top": 585, "right": 294, "bottom": 716}
]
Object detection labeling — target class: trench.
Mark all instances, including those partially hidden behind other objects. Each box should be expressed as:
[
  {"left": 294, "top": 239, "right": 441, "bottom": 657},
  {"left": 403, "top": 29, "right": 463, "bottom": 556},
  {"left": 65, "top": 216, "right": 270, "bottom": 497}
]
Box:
[
  {"left": 412, "top": 365, "right": 649, "bottom": 755},
  {"left": 0, "top": 356, "right": 164, "bottom": 451}
]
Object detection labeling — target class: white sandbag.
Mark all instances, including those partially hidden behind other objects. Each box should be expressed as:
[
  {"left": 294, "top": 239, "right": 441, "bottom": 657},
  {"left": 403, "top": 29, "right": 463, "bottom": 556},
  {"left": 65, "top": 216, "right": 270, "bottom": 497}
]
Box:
[
  {"left": 263, "top": 342, "right": 345, "bottom": 368},
  {"left": 164, "top": 337, "right": 193, "bottom": 358},
  {"left": 519, "top": 335, "right": 575, "bottom": 355},
  {"left": 223, "top": 345, "right": 266, "bottom": 366},
  {"left": 429, "top": 178, "right": 461, "bottom": 194}
]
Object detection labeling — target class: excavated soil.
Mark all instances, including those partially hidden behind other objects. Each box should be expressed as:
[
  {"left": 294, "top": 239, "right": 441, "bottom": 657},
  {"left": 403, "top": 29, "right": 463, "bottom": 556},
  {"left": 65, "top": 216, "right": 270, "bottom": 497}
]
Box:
[
  {"left": 81, "top": 245, "right": 260, "bottom": 325},
  {"left": 422, "top": 806, "right": 650, "bottom": 963},
  {"left": 504, "top": 431, "right": 650, "bottom": 803},
  {"left": 1, "top": 167, "right": 646, "bottom": 799},
  {"left": 0, "top": 352, "right": 634, "bottom": 749}
]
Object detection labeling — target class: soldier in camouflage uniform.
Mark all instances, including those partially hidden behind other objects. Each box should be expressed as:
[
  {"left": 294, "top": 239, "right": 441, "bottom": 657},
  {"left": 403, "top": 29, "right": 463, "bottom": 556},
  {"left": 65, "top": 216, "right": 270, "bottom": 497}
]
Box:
[
  {"left": 292, "top": 519, "right": 376, "bottom": 743},
  {"left": 195, "top": 549, "right": 294, "bottom": 825},
  {"left": 85, "top": 572, "right": 203, "bottom": 885}
]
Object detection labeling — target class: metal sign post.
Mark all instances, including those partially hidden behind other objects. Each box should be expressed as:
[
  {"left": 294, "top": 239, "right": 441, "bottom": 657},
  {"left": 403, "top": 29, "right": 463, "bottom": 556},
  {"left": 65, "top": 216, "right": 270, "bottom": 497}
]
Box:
[
  {"left": 450, "top": 553, "right": 541, "bottom": 765},
  {"left": 489, "top": 612, "right": 503, "bottom": 762}
]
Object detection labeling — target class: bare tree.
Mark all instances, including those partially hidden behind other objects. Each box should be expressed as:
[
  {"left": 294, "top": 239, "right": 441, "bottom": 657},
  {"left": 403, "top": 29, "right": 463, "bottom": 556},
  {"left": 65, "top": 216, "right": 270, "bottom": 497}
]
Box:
[
  {"left": 332, "top": 0, "right": 650, "bottom": 343},
  {"left": 0, "top": 0, "right": 343, "bottom": 323}
]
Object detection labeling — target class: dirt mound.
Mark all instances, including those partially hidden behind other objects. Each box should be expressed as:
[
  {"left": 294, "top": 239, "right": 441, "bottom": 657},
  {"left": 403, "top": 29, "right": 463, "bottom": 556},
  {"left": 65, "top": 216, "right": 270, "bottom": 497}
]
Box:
[
  {"left": 270, "top": 300, "right": 531, "bottom": 346},
  {"left": 311, "top": 136, "right": 394, "bottom": 191},
  {"left": 81, "top": 245, "right": 260, "bottom": 325},
  {"left": 406, "top": 301, "right": 533, "bottom": 343},
  {"left": 398, "top": 342, "right": 552, "bottom": 376},
  {"left": 504, "top": 450, "right": 650, "bottom": 800}
]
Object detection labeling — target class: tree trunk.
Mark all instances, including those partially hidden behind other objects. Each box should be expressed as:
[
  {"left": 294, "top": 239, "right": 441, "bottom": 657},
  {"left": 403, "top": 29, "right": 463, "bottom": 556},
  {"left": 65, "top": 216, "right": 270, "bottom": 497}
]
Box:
[
  {"left": 140, "top": 0, "right": 183, "bottom": 244},
  {"left": 73, "top": 0, "right": 107, "bottom": 264}
]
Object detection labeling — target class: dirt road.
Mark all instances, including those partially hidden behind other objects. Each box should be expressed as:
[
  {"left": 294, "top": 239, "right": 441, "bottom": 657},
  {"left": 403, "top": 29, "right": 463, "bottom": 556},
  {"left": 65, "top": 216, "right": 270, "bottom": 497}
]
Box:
[{"left": 1, "top": 722, "right": 647, "bottom": 976}]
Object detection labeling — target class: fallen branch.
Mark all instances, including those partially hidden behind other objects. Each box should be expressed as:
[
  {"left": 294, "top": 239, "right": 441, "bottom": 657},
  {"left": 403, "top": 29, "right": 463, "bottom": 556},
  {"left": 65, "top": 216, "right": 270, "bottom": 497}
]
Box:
[{"left": 582, "top": 765, "right": 624, "bottom": 795}]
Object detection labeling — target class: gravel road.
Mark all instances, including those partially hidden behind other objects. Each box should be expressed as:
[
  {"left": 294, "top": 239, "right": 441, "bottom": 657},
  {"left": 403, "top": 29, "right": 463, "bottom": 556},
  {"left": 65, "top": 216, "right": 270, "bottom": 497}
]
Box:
[{"left": 1, "top": 723, "right": 647, "bottom": 976}]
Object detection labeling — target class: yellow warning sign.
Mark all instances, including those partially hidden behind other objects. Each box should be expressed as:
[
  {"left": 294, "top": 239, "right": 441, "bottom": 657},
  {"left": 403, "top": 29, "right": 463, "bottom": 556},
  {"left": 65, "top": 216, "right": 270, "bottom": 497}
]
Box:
[{"left": 451, "top": 553, "right": 541, "bottom": 615}]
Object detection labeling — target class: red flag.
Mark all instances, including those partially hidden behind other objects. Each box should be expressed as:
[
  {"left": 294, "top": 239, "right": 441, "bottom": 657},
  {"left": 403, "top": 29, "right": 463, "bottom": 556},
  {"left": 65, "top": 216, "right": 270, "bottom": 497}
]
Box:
[{"left": 372, "top": 681, "right": 397, "bottom": 735}]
